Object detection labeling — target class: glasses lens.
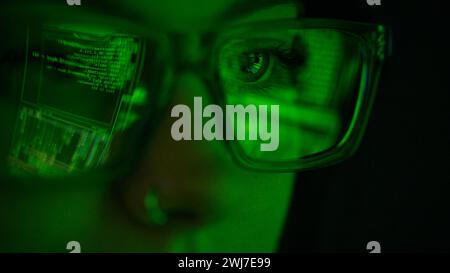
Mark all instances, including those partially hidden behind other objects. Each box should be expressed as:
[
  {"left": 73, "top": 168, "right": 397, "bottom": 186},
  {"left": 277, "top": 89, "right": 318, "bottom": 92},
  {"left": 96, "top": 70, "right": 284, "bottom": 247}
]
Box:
[
  {"left": 218, "top": 28, "right": 366, "bottom": 163},
  {"left": 3, "top": 24, "right": 156, "bottom": 178}
]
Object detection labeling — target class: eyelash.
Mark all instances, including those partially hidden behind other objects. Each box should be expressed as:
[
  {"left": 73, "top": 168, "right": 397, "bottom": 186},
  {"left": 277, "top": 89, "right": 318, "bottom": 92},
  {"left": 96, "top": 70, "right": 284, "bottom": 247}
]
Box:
[
  {"left": 269, "top": 44, "right": 306, "bottom": 70},
  {"left": 238, "top": 43, "right": 307, "bottom": 94}
]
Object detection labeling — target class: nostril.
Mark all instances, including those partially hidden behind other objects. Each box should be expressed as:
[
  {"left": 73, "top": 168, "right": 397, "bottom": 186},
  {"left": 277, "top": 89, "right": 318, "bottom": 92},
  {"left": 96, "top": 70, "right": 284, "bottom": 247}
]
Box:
[
  {"left": 144, "top": 190, "right": 168, "bottom": 226},
  {"left": 143, "top": 189, "right": 203, "bottom": 228}
]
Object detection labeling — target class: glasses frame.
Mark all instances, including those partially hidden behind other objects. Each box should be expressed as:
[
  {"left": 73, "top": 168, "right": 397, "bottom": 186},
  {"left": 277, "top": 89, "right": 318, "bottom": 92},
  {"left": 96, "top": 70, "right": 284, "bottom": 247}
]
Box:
[
  {"left": 201, "top": 18, "right": 389, "bottom": 172},
  {"left": 1, "top": 14, "right": 390, "bottom": 176}
]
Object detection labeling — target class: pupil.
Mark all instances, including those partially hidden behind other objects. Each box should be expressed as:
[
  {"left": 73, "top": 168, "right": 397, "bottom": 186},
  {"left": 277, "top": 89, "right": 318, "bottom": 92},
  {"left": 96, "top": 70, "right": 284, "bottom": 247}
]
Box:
[{"left": 239, "top": 52, "right": 267, "bottom": 82}]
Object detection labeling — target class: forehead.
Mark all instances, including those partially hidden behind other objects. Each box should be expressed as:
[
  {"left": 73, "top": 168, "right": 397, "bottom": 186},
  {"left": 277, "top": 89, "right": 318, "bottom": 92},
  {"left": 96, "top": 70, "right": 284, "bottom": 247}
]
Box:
[
  {"left": 2, "top": 0, "right": 300, "bottom": 33},
  {"left": 112, "top": 0, "right": 300, "bottom": 31},
  {"left": 115, "top": 0, "right": 236, "bottom": 30},
  {"left": 123, "top": 0, "right": 239, "bottom": 20}
]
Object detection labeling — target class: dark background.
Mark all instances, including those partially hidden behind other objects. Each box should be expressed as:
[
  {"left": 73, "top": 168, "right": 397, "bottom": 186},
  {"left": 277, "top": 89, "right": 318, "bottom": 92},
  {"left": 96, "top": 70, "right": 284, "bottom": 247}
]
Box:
[{"left": 280, "top": 0, "right": 450, "bottom": 252}]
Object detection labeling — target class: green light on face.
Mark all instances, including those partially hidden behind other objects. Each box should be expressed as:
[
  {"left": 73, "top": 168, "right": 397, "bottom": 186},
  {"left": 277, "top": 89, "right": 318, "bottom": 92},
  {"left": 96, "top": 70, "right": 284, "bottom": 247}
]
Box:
[
  {"left": 8, "top": 25, "right": 145, "bottom": 178},
  {"left": 218, "top": 28, "right": 363, "bottom": 162},
  {"left": 145, "top": 191, "right": 168, "bottom": 226}
]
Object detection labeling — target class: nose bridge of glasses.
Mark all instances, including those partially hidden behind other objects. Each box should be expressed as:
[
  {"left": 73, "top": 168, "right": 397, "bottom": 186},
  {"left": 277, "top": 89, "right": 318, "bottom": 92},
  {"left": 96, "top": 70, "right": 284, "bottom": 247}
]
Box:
[
  {"left": 170, "top": 33, "right": 212, "bottom": 73},
  {"left": 164, "top": 33, "right": 218, "bottom": 104}
]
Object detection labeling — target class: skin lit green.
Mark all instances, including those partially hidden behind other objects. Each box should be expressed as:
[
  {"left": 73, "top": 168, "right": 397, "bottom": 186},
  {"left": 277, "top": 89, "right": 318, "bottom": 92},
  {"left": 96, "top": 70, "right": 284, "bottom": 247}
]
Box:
[
  {"left": 0, "top": 0, "right": 355, "bottom": 252},
  {"left": 219, "top": 28, "right": 354, "bottom": 161}
]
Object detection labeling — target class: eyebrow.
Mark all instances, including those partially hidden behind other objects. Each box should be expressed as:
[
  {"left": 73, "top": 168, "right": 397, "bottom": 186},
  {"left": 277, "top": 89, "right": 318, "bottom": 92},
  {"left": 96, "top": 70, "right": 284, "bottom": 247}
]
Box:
[
  {"left": 1, "top": 0, "right": 302, "bottom": 32},
  {"left": 224, "top": 3, "right": 302, "bottom": 27},
  {"left": 220, "top": 0, "right": 302, "bottom": 22},
  {"left": 87, "top": 0, "right": 301, "bottom": 19},
  {"left": 85, "top": 0, "right": 302, "bottom": 29}
]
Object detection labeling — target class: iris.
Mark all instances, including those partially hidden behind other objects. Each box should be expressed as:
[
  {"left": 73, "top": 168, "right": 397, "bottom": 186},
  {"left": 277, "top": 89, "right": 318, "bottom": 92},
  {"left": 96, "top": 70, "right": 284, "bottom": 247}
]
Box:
[{"left": 238, "top": 52, "right": 270, "bottom": 82}]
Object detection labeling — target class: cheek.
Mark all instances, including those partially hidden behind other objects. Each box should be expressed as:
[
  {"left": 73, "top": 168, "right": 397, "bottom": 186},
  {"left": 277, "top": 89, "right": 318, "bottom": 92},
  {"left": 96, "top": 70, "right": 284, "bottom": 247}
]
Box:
[
  {"left": 0, "top": 184, "right": 107, "bottom": 251},
  {"left": 189, "top": 172, "right": 295, "bottom": 252},
  {"left": 213, "top": 170, "right": 295, "bottom": 220}
]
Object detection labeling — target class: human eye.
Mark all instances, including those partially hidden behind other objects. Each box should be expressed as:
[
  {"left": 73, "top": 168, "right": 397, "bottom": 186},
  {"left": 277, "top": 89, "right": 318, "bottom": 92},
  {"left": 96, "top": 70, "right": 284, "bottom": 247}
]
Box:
[{"left": 218, "top": 34, "right": 307, "bottom": 96}]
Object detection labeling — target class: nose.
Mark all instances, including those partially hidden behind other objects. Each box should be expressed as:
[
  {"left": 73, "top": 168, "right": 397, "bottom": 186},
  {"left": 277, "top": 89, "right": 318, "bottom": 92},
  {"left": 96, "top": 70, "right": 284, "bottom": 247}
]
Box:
[{"left": 120, "top": 71, "right": 231, "bottom": 227}]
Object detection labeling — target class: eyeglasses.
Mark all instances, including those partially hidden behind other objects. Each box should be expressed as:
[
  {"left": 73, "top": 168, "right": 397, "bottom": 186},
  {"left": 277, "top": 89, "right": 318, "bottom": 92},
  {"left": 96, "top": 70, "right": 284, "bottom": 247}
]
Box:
[
  {"left": 215, "top": 19, "right": 389, "bottom": 171},
  {"left": 0, "top": 16, "right": 389, "bottom": 178}
]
